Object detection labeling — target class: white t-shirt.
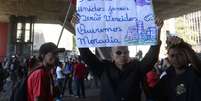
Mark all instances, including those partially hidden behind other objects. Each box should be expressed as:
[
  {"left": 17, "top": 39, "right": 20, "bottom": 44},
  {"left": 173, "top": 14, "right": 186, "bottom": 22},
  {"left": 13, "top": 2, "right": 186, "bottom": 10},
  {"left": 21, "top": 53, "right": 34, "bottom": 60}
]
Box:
[{"left": 56, "top": 66, "right": 65, "bottom": 79}]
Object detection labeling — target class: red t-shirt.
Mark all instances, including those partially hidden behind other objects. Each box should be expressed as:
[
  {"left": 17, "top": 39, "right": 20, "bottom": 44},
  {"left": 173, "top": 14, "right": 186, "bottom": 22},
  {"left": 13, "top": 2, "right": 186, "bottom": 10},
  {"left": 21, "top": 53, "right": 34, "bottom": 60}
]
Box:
[
  {"left": 27, "top": 66, "right": 54, "bottom": 101},
  {"left": 74, "top": 63, "right": 86, "bottom": 80},
  {"left": 146, "top": 71, "right": 159, "bottom": 88}
]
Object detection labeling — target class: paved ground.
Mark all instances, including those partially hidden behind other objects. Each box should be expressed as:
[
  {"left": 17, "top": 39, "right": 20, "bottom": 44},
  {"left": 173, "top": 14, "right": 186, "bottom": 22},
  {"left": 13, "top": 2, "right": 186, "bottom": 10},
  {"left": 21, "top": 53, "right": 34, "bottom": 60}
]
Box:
[
  {"left": 62, "top": 79, "right": 101, "bottom": 101},
  {"left": 0, "top": 80, "right": 12, "bottom": 101},
  {"left": 63, "top": 89, "right": 100, "bottom": 101},
  {"left": 0, "top": 78, "right": 101, "bottom": 101},
  {"left": 63, "top": 96, "right": 100, "bottom": 101},
  {"left": 0, "top": 78, "right": 148, "bottom": 101}
]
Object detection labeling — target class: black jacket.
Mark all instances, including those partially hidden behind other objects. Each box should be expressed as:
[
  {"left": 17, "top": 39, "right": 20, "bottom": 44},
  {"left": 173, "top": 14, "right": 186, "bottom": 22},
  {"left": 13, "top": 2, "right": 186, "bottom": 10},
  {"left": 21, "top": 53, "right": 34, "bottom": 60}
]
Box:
[
  {"left": 79, "top": 45, "right": 160, "bottom": 101},
  {"left": 151, "top": 66, "right": 201, "bottom": 101}
]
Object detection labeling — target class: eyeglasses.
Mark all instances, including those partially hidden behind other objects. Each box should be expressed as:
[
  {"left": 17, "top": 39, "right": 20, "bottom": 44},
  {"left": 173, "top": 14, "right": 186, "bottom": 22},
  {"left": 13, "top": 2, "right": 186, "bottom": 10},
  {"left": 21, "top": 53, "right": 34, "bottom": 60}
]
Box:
[{"left": 115, "top": 51, "right": 129, "bottom": 55}]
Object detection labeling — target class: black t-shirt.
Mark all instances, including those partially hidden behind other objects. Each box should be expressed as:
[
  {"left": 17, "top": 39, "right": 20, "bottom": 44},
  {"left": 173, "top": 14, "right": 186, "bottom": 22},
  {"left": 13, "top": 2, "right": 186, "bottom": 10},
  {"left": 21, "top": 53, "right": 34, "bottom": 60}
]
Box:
[
  {"left": 176, "top": 70, "right": 188, "bottom": 101},
  {"left": 152, "top": 66, "right": 201, "bottom": 101}
]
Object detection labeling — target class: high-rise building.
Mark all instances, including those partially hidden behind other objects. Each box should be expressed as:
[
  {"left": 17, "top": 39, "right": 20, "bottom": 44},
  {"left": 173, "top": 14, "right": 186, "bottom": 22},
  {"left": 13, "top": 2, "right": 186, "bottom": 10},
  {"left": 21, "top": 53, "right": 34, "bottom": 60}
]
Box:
[{"left": 176, "top": 11, "right": 201, "bottom": 52}]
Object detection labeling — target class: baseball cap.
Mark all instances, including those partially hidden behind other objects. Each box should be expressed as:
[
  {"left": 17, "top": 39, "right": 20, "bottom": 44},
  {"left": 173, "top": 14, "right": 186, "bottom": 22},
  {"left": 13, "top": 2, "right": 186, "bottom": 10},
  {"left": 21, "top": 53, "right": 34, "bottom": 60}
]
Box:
[{"left": 39, "top": 42, "right": 65, "bottom": 56}]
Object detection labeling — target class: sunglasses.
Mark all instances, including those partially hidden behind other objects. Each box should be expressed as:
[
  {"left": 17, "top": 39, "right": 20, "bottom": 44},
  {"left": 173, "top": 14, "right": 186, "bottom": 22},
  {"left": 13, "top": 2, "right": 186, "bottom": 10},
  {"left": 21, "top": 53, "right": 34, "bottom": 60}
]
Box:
[{"left": 115, "top": 51, "right": 129, "bottom": 55}]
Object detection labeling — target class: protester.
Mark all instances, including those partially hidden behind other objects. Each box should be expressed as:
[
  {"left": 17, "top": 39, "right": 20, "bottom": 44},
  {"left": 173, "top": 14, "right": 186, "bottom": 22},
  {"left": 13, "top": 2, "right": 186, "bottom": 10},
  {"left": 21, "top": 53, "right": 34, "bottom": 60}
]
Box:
[
  {"left": 151, "top": 36, "right": 201, "bottom": 101},
  {"left": 27, "top": 42, "right": 63, "bottom": 101},
  {"left": 63, "top": 60, "right": 74, "bottom": 96},
  {"left": 74, "top": 17, "right": 163, "bottom": 101},
  {"left": 56, "top": 62, "right": 65, "bottom": 97},
  {"left": 144, "top": 61, "right": 161, "bottom": 101},
  {"left": 74, "top": 58, "right": 87, "bottom": 98},
  {"left": 135, "top": 50, "right": 143, "bottom": 60},
  {"left": 10, "top": 56, "right": 20, "bottom": 89}
]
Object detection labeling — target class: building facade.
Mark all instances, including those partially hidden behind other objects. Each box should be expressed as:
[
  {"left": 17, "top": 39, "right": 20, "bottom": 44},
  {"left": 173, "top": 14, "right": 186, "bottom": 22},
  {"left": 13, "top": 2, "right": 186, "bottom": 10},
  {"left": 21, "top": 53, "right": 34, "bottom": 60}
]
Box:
[{"left": 176, "top": 11, "right": 201, "bottom": 52}]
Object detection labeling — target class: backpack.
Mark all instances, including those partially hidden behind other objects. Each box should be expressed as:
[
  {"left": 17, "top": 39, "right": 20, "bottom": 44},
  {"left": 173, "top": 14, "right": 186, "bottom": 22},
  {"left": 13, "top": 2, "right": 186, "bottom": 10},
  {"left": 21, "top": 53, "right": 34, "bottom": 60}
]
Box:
[{"left": 10, "top": 67, "right": 43, "bottom": 101}]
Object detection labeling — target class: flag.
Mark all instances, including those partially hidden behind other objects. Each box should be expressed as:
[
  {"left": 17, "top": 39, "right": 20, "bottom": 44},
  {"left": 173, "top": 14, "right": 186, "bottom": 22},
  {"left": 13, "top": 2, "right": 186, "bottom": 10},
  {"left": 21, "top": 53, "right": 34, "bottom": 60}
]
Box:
[{"left": 70, "top": 0, "right": 76, "bottom": 5}]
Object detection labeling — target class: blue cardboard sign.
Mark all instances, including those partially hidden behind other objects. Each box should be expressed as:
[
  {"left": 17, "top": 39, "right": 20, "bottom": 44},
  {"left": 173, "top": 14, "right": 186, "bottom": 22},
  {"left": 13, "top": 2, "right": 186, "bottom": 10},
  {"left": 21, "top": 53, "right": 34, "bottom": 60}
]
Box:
[{"left": 76, "top": 0, "right": 157, "bottom": 47}]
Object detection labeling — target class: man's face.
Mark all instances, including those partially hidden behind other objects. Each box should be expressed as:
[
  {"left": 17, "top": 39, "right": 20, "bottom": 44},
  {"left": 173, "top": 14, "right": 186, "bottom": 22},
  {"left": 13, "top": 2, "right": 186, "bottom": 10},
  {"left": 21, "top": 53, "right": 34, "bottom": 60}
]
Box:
[
  {"left": 168, "top": 48, "right": 188, "bottom": 69},
  {"left": 43, "top": 52, "right": 56, "bottom": 67},
  {"left": 112, "top": 46, "right": 130, "bottom": 65}
]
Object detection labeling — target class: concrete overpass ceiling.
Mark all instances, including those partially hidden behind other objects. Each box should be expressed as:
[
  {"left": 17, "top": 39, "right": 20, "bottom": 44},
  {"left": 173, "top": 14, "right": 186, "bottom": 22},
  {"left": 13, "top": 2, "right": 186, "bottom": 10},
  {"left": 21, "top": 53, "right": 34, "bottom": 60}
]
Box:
[
  {"left": 154, "top": 0, "right": 201, "bottom": 19},
  {"left": 0, "top": 0, "right": 72, "bottom": 23}
]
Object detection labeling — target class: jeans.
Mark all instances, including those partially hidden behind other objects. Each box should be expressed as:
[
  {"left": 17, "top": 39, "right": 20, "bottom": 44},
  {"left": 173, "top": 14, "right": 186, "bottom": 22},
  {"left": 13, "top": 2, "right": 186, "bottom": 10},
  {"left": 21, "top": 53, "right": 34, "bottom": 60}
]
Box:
[
  {"left": 57, "top": 78, "right": 65, "bottom": 96},
  {"left": 75, "top": 79, "right": 85, "bottom": 97}
]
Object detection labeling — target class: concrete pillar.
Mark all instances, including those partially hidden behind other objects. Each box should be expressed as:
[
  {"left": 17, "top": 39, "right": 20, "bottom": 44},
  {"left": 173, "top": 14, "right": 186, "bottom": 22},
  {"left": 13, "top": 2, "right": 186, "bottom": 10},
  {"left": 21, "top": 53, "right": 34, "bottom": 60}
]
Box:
[{"left": 7, "top": 15, "right": 17, "bottom": 57}]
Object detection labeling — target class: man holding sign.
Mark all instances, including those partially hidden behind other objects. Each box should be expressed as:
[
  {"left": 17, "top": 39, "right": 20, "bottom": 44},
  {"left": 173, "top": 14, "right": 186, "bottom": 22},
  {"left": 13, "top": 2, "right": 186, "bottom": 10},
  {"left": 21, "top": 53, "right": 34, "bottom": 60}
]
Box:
[
  {"left": 77, "top": 19, "right": 162, "bottom": 101},
  {"left": 72, "top": 0, "right": 163, "bottom": 101}
]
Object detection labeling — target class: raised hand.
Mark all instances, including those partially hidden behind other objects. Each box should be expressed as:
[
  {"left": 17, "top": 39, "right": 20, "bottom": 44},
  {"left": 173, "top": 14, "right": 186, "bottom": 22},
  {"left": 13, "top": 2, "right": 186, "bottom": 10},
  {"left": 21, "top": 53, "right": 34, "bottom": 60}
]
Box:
[
  {"left": 155, "top": 17, "right": 164, "bottom": 45},
  {"left": 155, "top": 17, "right": 164, "bottom": 30},
  {"left": 71, "top": 13, "right": 80, "bottom": 28},
  {"left": 166, "top": 36, "right": 183, "bottom": 48}
]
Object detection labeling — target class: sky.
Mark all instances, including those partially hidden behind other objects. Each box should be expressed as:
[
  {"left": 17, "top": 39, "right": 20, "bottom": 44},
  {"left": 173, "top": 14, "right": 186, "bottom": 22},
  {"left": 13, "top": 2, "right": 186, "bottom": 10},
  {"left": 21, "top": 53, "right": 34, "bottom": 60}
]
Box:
[{"left": 33, "top": 24, "right": 74, "bottom": 50}]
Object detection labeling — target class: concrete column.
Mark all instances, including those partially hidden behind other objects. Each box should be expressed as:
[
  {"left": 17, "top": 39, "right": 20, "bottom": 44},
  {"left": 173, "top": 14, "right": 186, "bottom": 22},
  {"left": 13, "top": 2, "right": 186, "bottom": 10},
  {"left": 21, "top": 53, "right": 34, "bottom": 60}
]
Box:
[{"left": 7, "top": 15, "right": 17, "bottom": 57}]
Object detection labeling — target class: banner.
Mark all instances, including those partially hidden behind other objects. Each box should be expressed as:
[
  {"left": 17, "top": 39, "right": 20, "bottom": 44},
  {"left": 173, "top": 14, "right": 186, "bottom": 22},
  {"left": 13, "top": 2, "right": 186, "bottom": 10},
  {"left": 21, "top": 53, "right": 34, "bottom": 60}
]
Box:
[{"left": 76, "top": 0, "right": 157, "bottom": 48}]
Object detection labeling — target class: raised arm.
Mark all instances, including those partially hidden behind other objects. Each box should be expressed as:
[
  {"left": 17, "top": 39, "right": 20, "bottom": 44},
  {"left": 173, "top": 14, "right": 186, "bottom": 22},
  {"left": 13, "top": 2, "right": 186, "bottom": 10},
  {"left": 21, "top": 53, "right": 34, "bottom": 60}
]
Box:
[
  {"left": 184, "top": 45, "right": 201, "bottom": 73},
  {"left": 71, "top": 13, "right": 105, "bottom": 77},
  {"left": 79, "top": 48, "right": 105, "bottom": 77},
  {"left": 140, "top": 44, "right": 161, "bottom": 73},
  {"left": 140, "top": 17, "right": 163, "bottom": 74}
]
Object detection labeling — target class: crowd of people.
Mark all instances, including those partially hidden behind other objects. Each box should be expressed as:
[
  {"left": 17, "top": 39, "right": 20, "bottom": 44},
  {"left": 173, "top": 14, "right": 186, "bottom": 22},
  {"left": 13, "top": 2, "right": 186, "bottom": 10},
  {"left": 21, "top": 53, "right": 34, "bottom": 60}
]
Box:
[
  {"left": 0, "top": 44, "right": 95, "bottom": 101},
  {"left": 55, "top": 57, "right": 88, "bottom": 100},
  {"left": 0, "top": 55, "right": 28, "bottom": 92},
  {"left": 0, "top": 16, "right": 200, "bottom": 101}
]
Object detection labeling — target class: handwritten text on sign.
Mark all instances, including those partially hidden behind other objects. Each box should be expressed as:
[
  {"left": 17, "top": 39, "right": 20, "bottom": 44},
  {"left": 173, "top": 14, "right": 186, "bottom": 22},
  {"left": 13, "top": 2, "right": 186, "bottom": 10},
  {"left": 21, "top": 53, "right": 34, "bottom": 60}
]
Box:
[{"left": 76, "top": 0, "right": 157, "bottom": 48}]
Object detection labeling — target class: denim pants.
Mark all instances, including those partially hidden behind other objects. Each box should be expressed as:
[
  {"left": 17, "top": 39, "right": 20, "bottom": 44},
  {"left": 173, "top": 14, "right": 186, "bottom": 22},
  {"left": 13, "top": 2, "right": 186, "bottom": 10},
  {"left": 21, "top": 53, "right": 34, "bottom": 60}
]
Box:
[{"left": 75, "top": 79, "right": 85, "bottom": 97}]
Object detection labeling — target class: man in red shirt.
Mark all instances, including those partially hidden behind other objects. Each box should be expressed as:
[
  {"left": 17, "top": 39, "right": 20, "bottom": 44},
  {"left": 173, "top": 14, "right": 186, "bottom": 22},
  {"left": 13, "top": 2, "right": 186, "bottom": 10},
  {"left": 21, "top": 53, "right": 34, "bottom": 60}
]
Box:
[
  {"left": 27, "top": 42, "right": 63, "bottom": 101},
  {"left": 74, "top": 58, "right": 87, "bottom": 98}
]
